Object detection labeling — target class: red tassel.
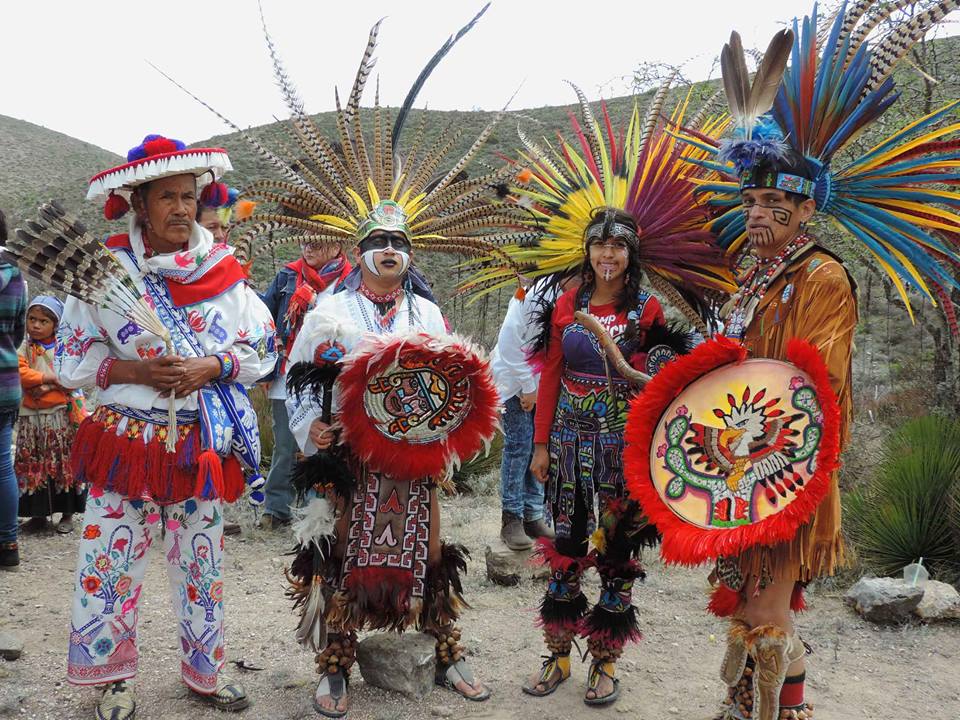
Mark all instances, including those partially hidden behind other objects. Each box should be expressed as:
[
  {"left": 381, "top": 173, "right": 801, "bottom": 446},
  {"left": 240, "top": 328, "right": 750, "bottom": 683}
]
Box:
[
  {"left": 103, "top": 192, "right": 130, "bottom": 220},
  {"left": 707, "top": 585, "right": 743, "bottom": 617},
  {"left": 790, "top": 583, "right": 806, "bottom": 613},
  {"left": 200, "top": 181, "right": 229, "bottom": 208},
  {"left": 143, "top": 137, "right": 180, "bottom": 156},
  {"left": 221, "top": 456, "right": 245, "bottom": 503},
  {"left": 196, "top": 449, "right": 225, "bottom": 500}
]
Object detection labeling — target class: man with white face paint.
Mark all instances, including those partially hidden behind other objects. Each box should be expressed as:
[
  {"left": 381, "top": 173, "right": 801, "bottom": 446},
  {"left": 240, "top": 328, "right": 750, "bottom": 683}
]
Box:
[{"left": 284, "top": 199, "right": 490, "bottom": 716}]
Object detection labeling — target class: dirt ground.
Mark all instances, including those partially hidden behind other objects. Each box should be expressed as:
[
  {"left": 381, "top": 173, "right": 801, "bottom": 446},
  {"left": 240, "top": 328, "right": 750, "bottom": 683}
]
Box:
[{"left": 2, "top": 489, "right": 959, "bottom": 720}]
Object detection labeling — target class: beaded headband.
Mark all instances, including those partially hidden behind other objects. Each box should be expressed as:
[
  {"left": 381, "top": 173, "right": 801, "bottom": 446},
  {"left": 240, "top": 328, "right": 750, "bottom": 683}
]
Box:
[{"left": 739, "top": 166, "right": 816, "bottom": 199}]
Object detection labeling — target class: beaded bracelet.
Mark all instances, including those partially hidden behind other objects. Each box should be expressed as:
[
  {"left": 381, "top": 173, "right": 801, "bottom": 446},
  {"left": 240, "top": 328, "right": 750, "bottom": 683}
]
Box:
[
  {"left": 215, "top": 352, "right": 240, "bottom": 383},
  {"left": 96, "top": 357, "right": 117, "bottom": 390}
]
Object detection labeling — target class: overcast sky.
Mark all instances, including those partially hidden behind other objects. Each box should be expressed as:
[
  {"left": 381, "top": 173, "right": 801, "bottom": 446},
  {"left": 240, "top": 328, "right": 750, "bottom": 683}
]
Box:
[{"left": 3, "top": 1, "right": 957, "bottom": 155}]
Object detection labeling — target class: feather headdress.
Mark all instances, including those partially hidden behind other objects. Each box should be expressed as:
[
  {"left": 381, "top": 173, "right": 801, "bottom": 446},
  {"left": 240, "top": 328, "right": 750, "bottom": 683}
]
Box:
[
  {"left": 160, "top": 3, "right": 528, "bottom": 272},
  {"left": 679, "top": 0, "right": 960, "bottom": 323},
  {"left": 460, "top": 82, "right": 736, "bottom": 327},
  {"left": 3, "top": 201, "right": 180, "bottom": 449}
]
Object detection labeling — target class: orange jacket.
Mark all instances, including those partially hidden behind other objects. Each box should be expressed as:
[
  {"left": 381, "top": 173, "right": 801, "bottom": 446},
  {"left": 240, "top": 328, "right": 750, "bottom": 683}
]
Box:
[{"left": 19, "top": 345, "right": 69, "bottom": 410}]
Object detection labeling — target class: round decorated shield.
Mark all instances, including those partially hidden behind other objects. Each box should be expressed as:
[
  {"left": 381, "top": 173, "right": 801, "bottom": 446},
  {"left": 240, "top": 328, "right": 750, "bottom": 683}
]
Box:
[
  {"left": 336, "top": 332, "right": 499, "bottom": 480},
  {"left": 624, "top": 336, "right": 840, "bottom": 565}
]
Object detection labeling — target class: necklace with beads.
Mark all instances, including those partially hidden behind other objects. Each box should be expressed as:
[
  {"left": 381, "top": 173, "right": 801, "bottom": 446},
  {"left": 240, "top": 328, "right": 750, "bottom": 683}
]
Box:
[
  {"left": 356, "top": 283, "right": 406, "bottom": 332},
  {"left": 724, "top": 235, "right": 812, "bottom": 340}
]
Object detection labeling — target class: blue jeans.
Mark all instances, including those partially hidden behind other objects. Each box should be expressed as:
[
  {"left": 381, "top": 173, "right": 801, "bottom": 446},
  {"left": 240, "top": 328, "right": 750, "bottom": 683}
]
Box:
[
  {"left": 0, "top": 412, "right": 18, "bottom": 543},
  {"left": 499, "top": 396, "right": 544, "bottom": 520},
  {"left": 264, "top": 399, "right": 297, "bottom": 520}
]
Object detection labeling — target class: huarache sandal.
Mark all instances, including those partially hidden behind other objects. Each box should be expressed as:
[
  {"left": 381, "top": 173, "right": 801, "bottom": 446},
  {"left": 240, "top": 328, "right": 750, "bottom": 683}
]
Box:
[
  {"left": 521, "top": 653, "right": 571, "bottom": 697},
  {"left": 57, "top": 516, "right": 75, "bottom": 534},
  {"left": 584, "top": 660, "right": 620, "bottom": 707},
  {"left": 436, "top": 658, "right": 491, "bottom": 702},
  {"left": 190, "top": 673, "right": 250, "bottom": 712},
  {"left": 96, "top": 679, "right": 136, "bottom": 720},
  {"left": 313, "top": 670, "right": 349, "bottom": 718}
]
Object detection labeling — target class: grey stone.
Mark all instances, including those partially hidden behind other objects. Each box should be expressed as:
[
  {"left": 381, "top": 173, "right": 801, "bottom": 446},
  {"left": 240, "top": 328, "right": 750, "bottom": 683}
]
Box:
[
  {"left": 484, "top": 541, "right": 550, "bottom": 587},
  {"left": 0, "top": 631, "right": 23, "bottom": 661},
  {"left": 914, "top": 580, "right": 960, "bottom": 621},
  {"left": 356, "top": 632, "right": 436, "bottom": 700},
  {"left": 430, "top": 707, "right": 455, "bottom": 718},
  {"left": 844, "top": 576, "right": 923, "bottom": 623}
]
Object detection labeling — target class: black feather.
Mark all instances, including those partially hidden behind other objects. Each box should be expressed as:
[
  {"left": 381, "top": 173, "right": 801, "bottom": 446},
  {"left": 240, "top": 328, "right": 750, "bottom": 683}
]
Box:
[
  {"left": 291, "top": 449, "right": 354, "bottom": 501},
  {"left": 286, "top": 361, "right": 341, "bottom": 402},
  {"left": 392, "top": 3, "right": 490, "bottom": 150}
]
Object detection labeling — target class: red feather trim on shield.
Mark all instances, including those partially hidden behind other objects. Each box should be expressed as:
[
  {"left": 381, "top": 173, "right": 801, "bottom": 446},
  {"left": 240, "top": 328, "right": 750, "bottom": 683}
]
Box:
[
  {"left": 623, "top": 336, "right": 841, "bottom": 566},
  {"left": 336, "top": 332, "right": 499, "bottom": 481}
]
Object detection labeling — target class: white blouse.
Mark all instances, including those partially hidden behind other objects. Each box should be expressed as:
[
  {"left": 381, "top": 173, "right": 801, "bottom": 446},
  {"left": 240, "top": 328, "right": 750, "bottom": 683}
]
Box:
[{"left": 56, "top": 219, "right": 277, "bottom": 413}]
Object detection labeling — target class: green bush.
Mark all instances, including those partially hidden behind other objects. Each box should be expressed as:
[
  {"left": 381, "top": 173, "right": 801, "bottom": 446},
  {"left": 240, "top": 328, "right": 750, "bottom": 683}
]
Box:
[{"left": 845, "top": 415, "right": 960, "bottom": 581}]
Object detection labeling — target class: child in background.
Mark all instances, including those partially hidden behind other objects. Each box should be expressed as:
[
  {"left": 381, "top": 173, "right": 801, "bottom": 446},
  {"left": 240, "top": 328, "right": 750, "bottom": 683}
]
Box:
[{"left": 16, "top": 296, "right": 85, "bottom": 533}]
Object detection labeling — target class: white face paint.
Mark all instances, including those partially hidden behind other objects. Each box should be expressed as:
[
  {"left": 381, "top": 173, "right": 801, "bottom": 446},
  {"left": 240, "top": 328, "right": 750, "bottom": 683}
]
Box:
[{"left": 361, "top": 244, "right": 410, "bottom": 277}]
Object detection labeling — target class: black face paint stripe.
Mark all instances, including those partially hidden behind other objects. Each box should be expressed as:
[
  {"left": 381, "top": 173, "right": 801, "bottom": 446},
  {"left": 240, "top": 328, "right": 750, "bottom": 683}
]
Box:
[{"left": 770, "top": 207, "right": 793, "bottom": 226}]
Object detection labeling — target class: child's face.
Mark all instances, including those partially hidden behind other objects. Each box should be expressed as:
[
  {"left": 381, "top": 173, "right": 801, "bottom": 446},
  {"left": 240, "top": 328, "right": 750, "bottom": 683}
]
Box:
[{"left": 26, "top": 307, "right": 56, "bottom": 341}]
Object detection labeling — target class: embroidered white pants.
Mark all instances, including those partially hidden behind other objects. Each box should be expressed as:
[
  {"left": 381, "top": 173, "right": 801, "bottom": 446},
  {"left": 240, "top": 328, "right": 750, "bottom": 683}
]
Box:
[{"left": 67, "top": 489, "right": 226, "bottom": 692}]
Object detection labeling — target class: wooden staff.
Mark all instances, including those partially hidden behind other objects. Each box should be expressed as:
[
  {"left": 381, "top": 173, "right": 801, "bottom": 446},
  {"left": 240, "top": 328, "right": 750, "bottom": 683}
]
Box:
[{"left": 573, "top": 310, "right": 652, "bottom": 387}]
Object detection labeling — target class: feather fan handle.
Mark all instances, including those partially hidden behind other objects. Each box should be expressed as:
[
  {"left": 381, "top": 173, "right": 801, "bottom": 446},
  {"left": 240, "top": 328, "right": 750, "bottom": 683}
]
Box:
[
  {"left": 645, "top": 269, "right": 709, "bottom": 335},
  {"left": 867, "top": 0, "right": 960, "bottom": 92},
  {"left": 639, "top": 71, "right": 679, "bottom": 156},
  {"left": 10, "top": 202, "right": 178, "bottom": 450},
  {"left": 392, "top": 3, "right": 490, "bottom": 150},
  {"left": 344, "top": 19, "right": 382, "bottom": 127}
]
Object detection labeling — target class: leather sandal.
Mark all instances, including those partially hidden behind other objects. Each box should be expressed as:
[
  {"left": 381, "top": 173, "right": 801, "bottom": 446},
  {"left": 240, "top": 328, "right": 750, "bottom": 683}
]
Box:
[
  {"left": 436, "top": 658, "right": 491, "bottom": 702},
  {"left": 190, "top": 674, "right": 250, "bottom": 712},
  {"left": 96, "top": 680, "right": 136, "bottom": 720},
  {"left": 521, "top": 654, "right": 570, "bottom": 697},
  {"left": 313, "top": 670, "right": 349, "bottom": 718},
  {"left": 583, "top": 660, "right": 620, "bottom": 707}
]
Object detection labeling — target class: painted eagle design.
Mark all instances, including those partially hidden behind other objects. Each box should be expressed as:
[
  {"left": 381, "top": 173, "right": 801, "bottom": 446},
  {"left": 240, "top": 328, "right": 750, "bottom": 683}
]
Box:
[{"left": 686, "top": 386, "right": 802, "bottom": 494}]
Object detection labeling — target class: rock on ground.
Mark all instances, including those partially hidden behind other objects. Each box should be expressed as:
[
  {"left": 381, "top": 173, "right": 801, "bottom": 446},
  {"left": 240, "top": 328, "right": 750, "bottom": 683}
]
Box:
[
  {"left": 356, "top": 632, "right": 436, "bottom": 700},
  {"left": 0, "top": 631, "right": 23, "bottom": 661},
  {"left": 485, "top": 541, "right": 550, "bottom": 586},
  {"left": 914, "top": 580, "right": 960, "bottom": 621},
  {"left": 844, "top": 576, "right": 924, "bottom": 623}
]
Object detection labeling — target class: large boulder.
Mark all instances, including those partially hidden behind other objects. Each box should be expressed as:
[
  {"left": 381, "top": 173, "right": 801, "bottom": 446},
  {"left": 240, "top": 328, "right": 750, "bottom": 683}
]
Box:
[
  {"left": 484, "top": 541, "right": 551, "bottom": 586},
  {"left": 914, "top": 580, "right": 960, "bottom": 621},
  {"left": 844, "top": 576, "right": 923, "bottom": 624},
  {"left": 356, "top": 632, "right": 436, "bottom": 700}
]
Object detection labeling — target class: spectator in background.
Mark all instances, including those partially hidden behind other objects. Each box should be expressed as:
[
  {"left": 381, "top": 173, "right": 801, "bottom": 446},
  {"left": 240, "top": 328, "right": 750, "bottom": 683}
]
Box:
[
  {"left": 16, "top": 295, "right": 86, "bottom": 534},
  {"left": 257, "top": 240, "right": 351, "bottom": 530},
  {"left": 0, "top": 209, "right": 28, "bottom": 570},
  {"left": 490, "top": 278, "right": 560, "bottom": 551}
]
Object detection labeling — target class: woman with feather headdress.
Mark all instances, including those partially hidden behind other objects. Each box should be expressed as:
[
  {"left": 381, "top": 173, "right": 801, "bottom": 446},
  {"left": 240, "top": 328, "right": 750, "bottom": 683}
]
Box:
[
  {"left": 458, "top": 80, "right": 735, "bottom": 706},
  {"left": 53, "top": 135, "right": 277, "bottom": 719},
  {"left": 656, "top": 3, "right": 960, "bottom": 717}
]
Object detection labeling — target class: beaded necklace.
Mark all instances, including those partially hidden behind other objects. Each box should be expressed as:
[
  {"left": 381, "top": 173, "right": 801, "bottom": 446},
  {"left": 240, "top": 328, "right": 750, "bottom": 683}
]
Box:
[
  {"left": 356, "top": 283, "right": 407, "bottom": 333},
  {"left": 724, "top": 235, "right": 812, "bottom": 340}
]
